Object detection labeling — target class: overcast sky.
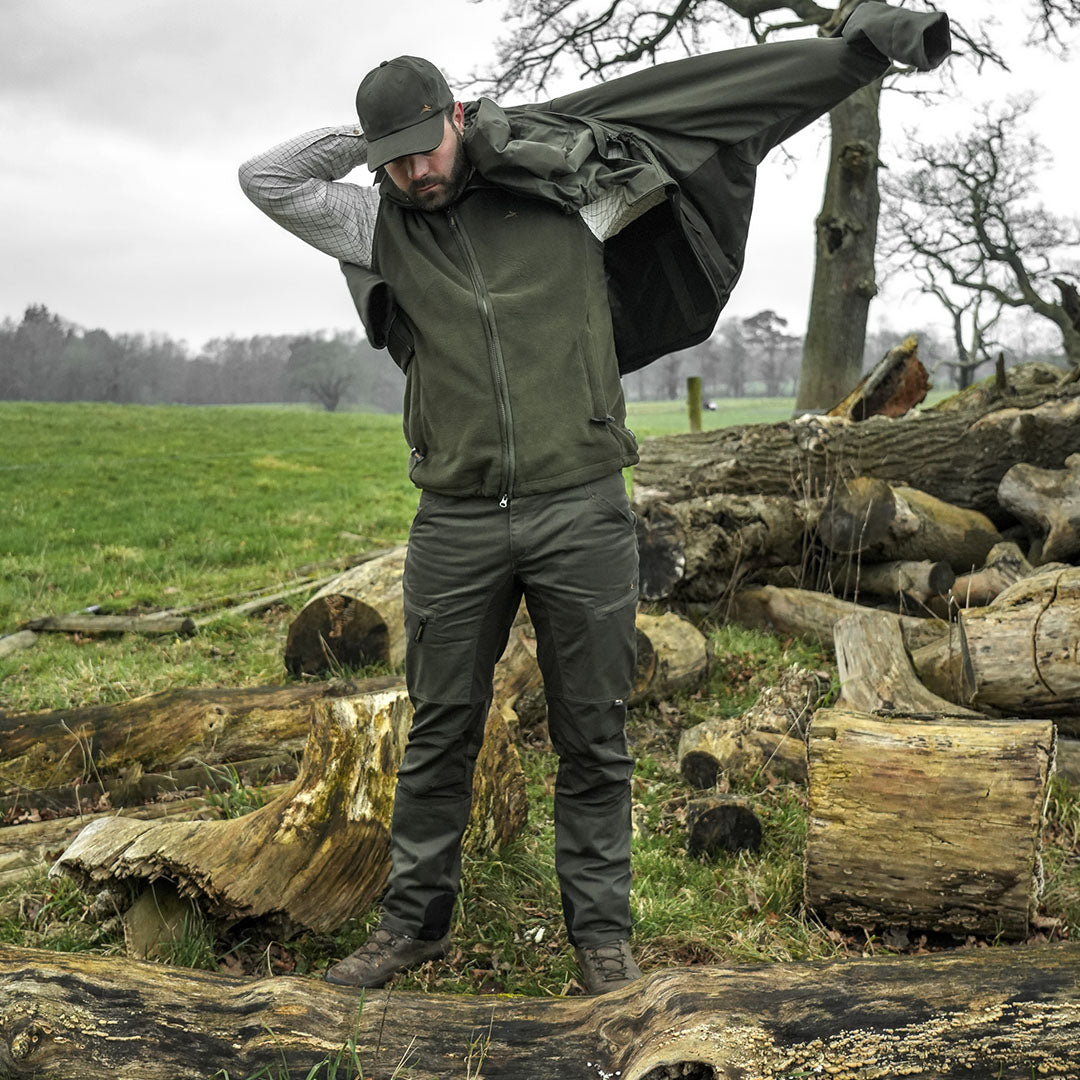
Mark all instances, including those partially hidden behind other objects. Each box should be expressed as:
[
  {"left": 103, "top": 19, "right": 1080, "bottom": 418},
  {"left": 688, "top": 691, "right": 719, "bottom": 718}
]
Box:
[{"left": 0, "top": 1, "right": 1075, "bottom": 352}]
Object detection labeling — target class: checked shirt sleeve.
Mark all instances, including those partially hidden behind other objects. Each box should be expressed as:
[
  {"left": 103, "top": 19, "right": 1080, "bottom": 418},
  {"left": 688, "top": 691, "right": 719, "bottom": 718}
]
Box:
[{"left": 238, "top": 126, "right": 381, "bottom": 268}]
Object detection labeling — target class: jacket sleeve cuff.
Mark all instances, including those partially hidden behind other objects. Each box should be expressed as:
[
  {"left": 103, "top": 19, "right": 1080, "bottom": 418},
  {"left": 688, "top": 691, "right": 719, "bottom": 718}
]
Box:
[{"left": 842, "top": 1, "right": 951, "bottom": 71}]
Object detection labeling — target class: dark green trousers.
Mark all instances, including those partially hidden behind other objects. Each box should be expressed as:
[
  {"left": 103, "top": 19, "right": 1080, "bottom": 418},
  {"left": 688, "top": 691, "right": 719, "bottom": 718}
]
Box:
[{"left": 380, "top": 471, "right": 639, "bottom": 946}]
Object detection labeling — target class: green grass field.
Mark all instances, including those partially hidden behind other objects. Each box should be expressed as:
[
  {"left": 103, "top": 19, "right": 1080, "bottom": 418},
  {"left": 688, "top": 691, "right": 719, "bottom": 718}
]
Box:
[{"left": 2, "top": 400, "right": 1078, "bottom": 1035}]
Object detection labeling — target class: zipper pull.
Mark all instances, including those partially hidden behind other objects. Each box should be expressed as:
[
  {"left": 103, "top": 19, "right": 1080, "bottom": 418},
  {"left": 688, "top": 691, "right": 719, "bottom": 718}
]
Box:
[{"left": 499, "top": 494, "right": 509, "bottom": 509}]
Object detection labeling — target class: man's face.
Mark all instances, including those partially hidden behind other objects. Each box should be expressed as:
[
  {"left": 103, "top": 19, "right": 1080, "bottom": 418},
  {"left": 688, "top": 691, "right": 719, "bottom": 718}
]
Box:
[{"left": 384, "top": 104, "right": 469, "bottom": 212}]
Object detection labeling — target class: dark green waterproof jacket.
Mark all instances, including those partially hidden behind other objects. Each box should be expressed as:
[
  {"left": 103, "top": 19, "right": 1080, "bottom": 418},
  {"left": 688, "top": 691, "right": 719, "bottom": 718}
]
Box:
[{"left": 343, "top": 1, "right": 950, "bottom": 497}]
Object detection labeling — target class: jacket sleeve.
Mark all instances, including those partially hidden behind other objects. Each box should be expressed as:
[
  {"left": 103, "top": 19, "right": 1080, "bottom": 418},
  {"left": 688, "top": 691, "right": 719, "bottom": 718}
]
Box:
[{"left": 543, "top": 3, "right": 950, "bottom": 170}]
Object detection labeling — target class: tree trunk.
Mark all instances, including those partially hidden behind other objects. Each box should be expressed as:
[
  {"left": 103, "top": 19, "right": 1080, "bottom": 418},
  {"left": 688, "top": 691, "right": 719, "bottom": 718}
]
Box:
[
  {"left": 677, "top": 665, "right": 826, "bottom": 788},
  {"left": 998, "top": 452, "right": 1080, "bottom": 564},
  {"left": 0, "top": 678, "right": 403, "bottom": 792},
  {"left": 633, "top": 386, "right": 1080, "bottom": 523},
  {"left": 796, "top": 81, "right": 883, "bottom": 413},
  {"left": 3, "top": 943, "right": 1079, "bottom": 1080},
  {"left": 284, "top": 546, "right": 407, "bottom": 676},
  {"left": 910, "top": 567, "right": 1080, "bottom": 731},
  {"left": 52, "top": 688, "right": 527, "bottom": 936},
  {"left": 805, "top": 708, "right": 1055, "bottom": 938}
]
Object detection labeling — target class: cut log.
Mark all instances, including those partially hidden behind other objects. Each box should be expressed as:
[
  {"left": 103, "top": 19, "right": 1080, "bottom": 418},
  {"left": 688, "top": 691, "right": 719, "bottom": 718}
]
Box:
[
  {"left": 818, "top": 476, "right": 1000, "bottom": 573},
  {"left": 827, "top": 334, "right": 929, "bottom": 420},
  {"left": 677, "top": 665, "right": 827, "bottom": 788},
  {"left": 631, "top": 611, "right": 709, "bottom": 702},
  {"left": 685, "top": 795, "right": 762, "bottom": 856},
  {"left": 827, "top": 557, "right": 954, "bottom": 606},
  {"left": 284, "top": 546, "right": 407, "bottom": 676},
  {"left": 911, "top": 567, "right": 1080, "bottom": 731},
  {"left": 634, "top": 492, "right": 818, "bottom": 601},
  {"left": 998, "top": 452, "right": 1080, "bottom": 564},
  {"left": 2, "top": 943, "right": 1079, "bottom": 1080},
  {"left": 727, "top": 584, "right": 949, "bottom": 652},
  {"left": 833, "top": 609, "right": 978, "bottom": 716},
  {"left": 0, "top": 631, "right": 37, "bottom": 661},
  {"left": 633, "top": 377, "right": 1080, "bottom": 522},
  {"left": 942, "top": 539, "right": 1034, "bottom": 610},
  {"left": 805, "top": 707, "right": 1055, "bottom": 938},
  {"left": 52, "top": 688, "right": 527, "bottom": 935},
  {"left": 0, "top": 677, "right": 403, "bottom": 792},
  {"left": 20, "top": 613, "right": 196, "bottom": 637}
]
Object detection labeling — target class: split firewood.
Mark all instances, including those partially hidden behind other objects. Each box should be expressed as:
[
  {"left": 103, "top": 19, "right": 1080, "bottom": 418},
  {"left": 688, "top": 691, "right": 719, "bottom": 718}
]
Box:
[
  {"left": 634, "top": 491, "right": 818, "bottom": 601},
  {"left": 910, "top": 567, "right": 1080, "bottom": 732},
  {"left": 52, "top": 688, "right": 527, "bottom": 935},
  {"left": 284, "top": 546, "right": 407, "bottom": 676},
  {"left": 685, "top": 795, "right": 762, "bottom": 857},
  {"left": 677, "top": 665, "right": 827, "bottom": 788},
  {"left": 0, "top": 631, "right": 36, "bottom": 661},
  {"left": 833, "top": 609, "right": 979, "bottom": 716},
  {"left": 633, "top": 370, "right": 1080, "bottom": 520},
  {"left": 805, "top": 707, "right": 1055, "bottom": 939},
  {"left": 0, "top": 677, "right": 403, "bottom": 792},
  {"left": 19, "top": 613, "right": 196, "bottom": 637},
  {"left": 827, "top": 335, "right": 929, "bottom": 420},
  {"left": 3, "top": 943, "right": 1079, "bottom": 1080},
  {"left": 727, "top": 584, "right": 949, "bottom": 652},
  {"left": 818, "top": 476, "right": 1000, "bottom": 573},
  {"left": 998, "top": 452, "right": 1080, "bottom": 564}
]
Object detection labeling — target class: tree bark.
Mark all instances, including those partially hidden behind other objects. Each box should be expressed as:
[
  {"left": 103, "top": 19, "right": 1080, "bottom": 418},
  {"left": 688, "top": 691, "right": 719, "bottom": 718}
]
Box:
[
  {"left": 998, "top": 452, "right": 1080, "bottom": 564},
  {"left": 0, "top": 678, "right": 403, "bottom": 792},
  {"left": 910, "top": 567, "right": 1080, "bottom": 731},
  {"left": 805, "top": 708, "right": 1055, "bottom": 938},
  {"left": 796, "top": 81, "right": 883, "bottom": 413},
  {"left": 52, "top": 688, "right": 527, "bottom": 936},
  {"left": 284, "top": 546, "right": 407, "bottom": 676},
  {"left": 633, "top": 386, "right": 1080, "bottom": 522},
  {"left": 2, "top": 942, "right": 1079, "bottom": 1080},
  {"left": 20, "top": 614, "right": 196, "bottom": 637}
]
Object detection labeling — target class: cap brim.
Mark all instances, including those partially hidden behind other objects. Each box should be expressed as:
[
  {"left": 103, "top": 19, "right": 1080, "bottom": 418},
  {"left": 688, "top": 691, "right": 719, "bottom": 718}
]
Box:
[{"left": 365, "top": 111, "right": 447, "bottom": 172}]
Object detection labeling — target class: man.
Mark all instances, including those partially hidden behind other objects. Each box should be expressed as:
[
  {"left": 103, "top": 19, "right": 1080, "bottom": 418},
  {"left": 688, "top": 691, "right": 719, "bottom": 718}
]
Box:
[{"left": 239, "top": 1, "right": 949, "bottom": 995}]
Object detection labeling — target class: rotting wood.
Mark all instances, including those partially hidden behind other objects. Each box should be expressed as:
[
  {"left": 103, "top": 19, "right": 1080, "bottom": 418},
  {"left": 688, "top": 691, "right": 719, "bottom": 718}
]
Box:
[
  {"left": 910, "top": 567, "right": 1080, "bottom": 732},
  {"left": 677, "top": 665, "right": 826, "bottom": 788},
  {"left": 998, "top": 452, "right": 1080, "bottom": 564},
  {"left": 827, "top": 334, "right": 929, "bottom": 420},
  {"left": 51, "top": 689, "right": 527, "bottom": 935},
  {"left": 1, "top": 943, "right": 1079, "bottom": 1079},
  {"left": 20, "top": 613, "right": 196, "bottom": 637},
  {"left": 805, "top": 707, "right": 1055, "bottom": 938},
  {"left": 935, "top": 539, "right": 1035, "bottom": 612}
]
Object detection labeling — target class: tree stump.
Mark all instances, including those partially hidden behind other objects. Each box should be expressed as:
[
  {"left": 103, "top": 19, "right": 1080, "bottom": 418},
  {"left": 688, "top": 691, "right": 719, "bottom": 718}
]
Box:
[
  {"left": 805, "top": 707, "right": 1055, "bottom": 938},
  {"left": 284, "top": 546, "right": 407, "bottom": 676},
  {"left": 2, "top": 943, "right": 1079, "bottom": 1079},
  {"left": 52, "top": 687, "right": 527, "bottom": 935}
]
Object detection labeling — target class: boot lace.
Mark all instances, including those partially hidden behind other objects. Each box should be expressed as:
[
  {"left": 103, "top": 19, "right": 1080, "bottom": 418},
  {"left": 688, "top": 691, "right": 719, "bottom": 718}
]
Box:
[{"left": 581, "top": 942, "right": 632, "bottom": 983}]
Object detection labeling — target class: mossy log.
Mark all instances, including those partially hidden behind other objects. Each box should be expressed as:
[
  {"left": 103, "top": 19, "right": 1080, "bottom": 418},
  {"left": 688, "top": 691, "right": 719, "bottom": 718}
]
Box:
[
  {"left": 0, "top": 678, "right": 403, "bottom": 792},
  {"left": 805, "top": 708, "right": 1055, "bottom": 938},
  {"left": 52, "top": 688, "right": 527, "bottom": 935},
  {"left": 818, "top": 476, "right": 1000, "bottom": 572},
  {"left": 2, "top": 943, "right": 1080, "bottom": 1080},
  {"left": 633, "top": 382, "right": 1080, "bottom": 522},
  {"left": 911, "top": 567, "right": 1080, "bottom": 732},
  {"left": 677, "top": 666, "right": 827, "bottom": 788},
  {"left": 998, "top": 451, "right": 1080, "bottom": 564},
  {"left": 284, "top": 546, "right": 407, "bottom": 676}
]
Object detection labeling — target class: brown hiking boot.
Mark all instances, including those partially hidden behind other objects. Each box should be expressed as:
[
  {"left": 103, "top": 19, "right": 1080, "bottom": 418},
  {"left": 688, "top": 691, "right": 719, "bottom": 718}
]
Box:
[
  {"left": 324, "top": 925, "right": 449, "bottom": 988},
  {"left": 574, "top": 940, "right": 642, "bottom": 995}
]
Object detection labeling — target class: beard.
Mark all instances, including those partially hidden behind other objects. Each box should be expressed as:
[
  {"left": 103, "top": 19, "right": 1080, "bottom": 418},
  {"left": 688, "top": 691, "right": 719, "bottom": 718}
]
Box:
[{"left": 404, "top": 126, "right": 471, "bottom": 211}]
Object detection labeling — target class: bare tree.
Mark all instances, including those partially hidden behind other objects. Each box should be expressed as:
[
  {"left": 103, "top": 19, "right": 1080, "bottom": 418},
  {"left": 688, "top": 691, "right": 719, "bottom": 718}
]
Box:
[{"left": 880, "top": 98, "right": 1080, "bottom": 374}]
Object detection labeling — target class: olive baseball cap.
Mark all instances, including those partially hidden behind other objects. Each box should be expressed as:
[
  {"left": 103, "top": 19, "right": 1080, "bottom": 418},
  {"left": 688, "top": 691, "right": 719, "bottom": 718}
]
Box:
[{"left": 356, "top": 56, "right": 454, "bottom": 172}]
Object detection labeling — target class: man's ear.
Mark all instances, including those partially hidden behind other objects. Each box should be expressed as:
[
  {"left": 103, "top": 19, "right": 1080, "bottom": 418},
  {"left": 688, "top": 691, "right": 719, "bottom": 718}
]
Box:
[{"left": 452, "top": 101, "right": 465, "bottom": 134}]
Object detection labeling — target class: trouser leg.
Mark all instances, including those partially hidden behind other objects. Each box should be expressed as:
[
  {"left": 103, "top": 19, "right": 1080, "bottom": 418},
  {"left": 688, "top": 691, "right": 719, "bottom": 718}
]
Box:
[
  {"left": 380, "top": 492, "right": 519, "bottom": 941},
  {"left": 515, "top": 472, "right": 640, "bottom": 946}
]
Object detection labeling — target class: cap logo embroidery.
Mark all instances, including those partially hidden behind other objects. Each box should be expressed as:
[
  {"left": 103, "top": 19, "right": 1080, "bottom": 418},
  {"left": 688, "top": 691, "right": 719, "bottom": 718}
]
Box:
[{"left": 420, "top": 104, "right": 433, "bottom": 112}]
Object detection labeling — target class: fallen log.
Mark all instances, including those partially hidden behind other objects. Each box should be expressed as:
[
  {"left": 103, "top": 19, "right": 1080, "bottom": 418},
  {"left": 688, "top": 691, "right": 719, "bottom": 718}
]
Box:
[
  {"left": 727, "top": 584, "right": 948, "bottom": 652},
  {"left": 634, "top": 492, "right": 818, "bottom": 601},
  {"left": 0, "top": 677, "right": 403, "bottom": 792},
  {"left": 818, "top": 476, "right": 1000, "bottom": 573},
  {"left": 911, "top": 567, "right": 1080, "bottom": 731},
  {"left": 685, "top": 795, "right": 762, "bottom": 856},
  {"left": 998, "top": 452, "right": 1080, "bottom": 564},
  {"left": 677, "top": 665, "right": 826, "bottom": 788},
  {"left": 1, "top": 943, "right": 1079, "bottom": 1080},
  {"left": 940, "top": 539, "right": 1034, "bottom": 610},
  {"left": 19, "top": 613, "right": 196, "bottom": 637},
  {"left": 633, "top": 379, "right": 1080, "bottom": 522},
  {"left": 805, "top": 707, "right": 1055, "bottom": 938},
  {"left": 52, "top": 688, "right": 527, "bottom": 935},
  {"left": 826, "top": 557, "right": 954, "bottom": 607},
  {"left": 284, "top": 546, "right": 408, "bottom": 676},
  {"left": 0, "top": 631, "right": 37, "bottom": 661}
]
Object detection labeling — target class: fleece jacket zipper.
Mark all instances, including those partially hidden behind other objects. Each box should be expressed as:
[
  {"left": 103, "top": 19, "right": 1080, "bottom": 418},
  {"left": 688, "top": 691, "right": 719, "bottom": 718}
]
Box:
[{"left": 446, "top": 207, "right": 515, "bottom": 504}]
